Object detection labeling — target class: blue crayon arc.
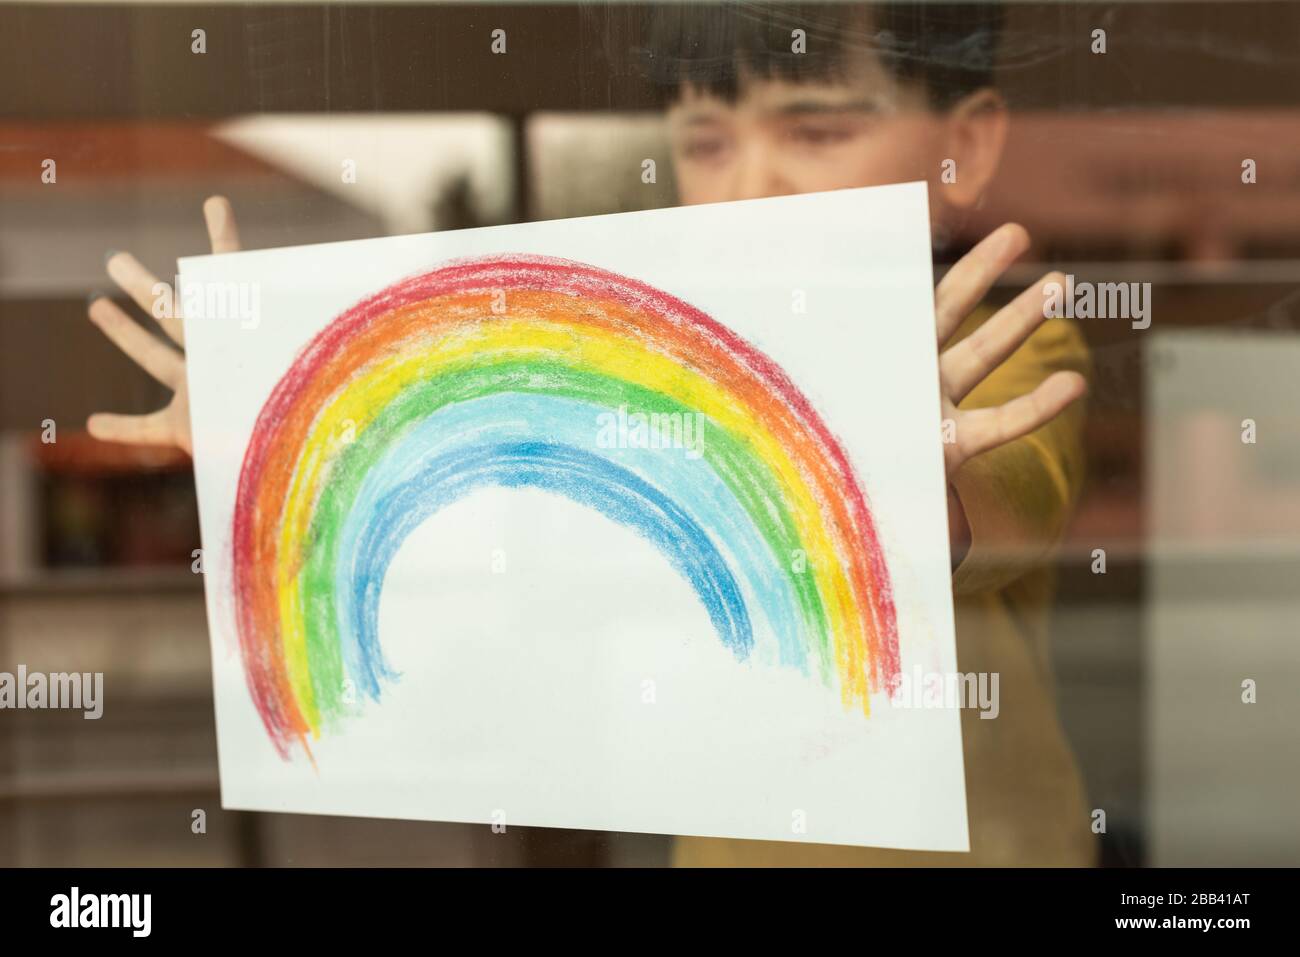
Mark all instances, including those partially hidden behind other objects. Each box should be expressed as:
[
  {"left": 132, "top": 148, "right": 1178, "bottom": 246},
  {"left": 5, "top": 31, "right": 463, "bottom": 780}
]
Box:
[{"left": 343, "top": 440, "right": 755, "bottom": 698}]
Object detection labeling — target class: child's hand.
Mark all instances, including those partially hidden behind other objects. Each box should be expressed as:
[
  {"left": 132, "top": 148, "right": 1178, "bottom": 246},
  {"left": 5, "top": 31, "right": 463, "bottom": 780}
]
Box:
[
  {"left": 935, "top": 222, "right": 1086, "bottom": 479},
  {"left": 86, "top": 196, "right": 242, "bottom": 455}
]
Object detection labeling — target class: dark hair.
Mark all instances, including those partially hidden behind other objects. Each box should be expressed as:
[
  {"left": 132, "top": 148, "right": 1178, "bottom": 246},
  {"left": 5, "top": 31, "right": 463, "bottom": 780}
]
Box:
[{"left": 641, "top": 2, "right": 1005, "bottom": 110}]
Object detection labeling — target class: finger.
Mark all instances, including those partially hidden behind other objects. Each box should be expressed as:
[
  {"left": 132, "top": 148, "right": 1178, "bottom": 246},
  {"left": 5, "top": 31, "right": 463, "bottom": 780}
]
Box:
[
  {"left": 204, "top": 195, "right": 242, "bottom": 253},
  {"left": 941, "top": 271, "right": 1067, "bottom": 404},
  {"left": 955, "top": 370, "right": 1087, "bottom": 464},
  {"left": 105, "top": 252, "right": 185, "bottom": 346},
  {"left": 87, "top": 296, "right": 184, "bottom": 388},
  {"left": 934, "top": 223, "right": 1030, "bottom": 347},
  {"left": 86, "top": 410, "right": 175, "bottom": 448}
]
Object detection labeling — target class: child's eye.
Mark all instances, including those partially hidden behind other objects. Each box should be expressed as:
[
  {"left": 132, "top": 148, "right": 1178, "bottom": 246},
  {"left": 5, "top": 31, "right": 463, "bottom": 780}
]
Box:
[
  {"left": 679, "top": 137, "right": 729, "bottom": 162},
  {"left": 786, "top": 124, "right": 855, "bottom": 147}
]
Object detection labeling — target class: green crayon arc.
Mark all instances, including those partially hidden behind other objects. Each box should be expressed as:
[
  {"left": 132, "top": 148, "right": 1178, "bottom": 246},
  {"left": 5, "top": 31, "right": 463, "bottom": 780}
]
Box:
[{"left": 295, "top": 354, "right": 834, "bottom": 727}]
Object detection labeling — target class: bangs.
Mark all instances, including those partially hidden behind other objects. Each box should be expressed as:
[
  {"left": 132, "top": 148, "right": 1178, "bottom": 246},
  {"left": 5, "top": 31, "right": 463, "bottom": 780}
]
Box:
[{"left": 640, "top": 2, "right": 1004, "bottom": 109}]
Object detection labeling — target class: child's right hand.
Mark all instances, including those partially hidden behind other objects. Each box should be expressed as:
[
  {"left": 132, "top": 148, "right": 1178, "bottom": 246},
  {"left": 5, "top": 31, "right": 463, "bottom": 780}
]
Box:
[{"left": 87, "top": 195, "right": 242, "bottom": 456}]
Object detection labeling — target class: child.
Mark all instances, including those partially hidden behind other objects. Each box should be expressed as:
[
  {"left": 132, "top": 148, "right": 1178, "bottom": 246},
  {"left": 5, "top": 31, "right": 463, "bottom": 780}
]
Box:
[{"left": 87, "top": 2, "right": 1094, "bottom": 866}]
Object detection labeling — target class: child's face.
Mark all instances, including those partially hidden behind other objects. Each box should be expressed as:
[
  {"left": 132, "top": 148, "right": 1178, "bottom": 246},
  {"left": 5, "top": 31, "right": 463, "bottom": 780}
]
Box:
[{"left": 667, "top": 56, "right": 957, "bottom": 208}]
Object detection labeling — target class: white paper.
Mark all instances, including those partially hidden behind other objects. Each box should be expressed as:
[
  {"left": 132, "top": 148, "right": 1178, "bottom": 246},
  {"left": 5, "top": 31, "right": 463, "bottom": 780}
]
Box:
[{"left": 180, "top": 182, "right": 967, "bottom": 851}]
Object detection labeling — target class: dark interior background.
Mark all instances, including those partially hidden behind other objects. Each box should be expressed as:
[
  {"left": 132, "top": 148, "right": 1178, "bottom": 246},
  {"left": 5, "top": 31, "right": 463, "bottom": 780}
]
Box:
[{"left": 2, "top": 2, "right": 1299, "bottom": 866}]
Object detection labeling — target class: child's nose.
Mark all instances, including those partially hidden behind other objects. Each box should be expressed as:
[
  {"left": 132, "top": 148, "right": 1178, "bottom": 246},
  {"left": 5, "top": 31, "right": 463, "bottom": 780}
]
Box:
[{"left": 729, "top": 144, "right": 791, "bottom": 201}]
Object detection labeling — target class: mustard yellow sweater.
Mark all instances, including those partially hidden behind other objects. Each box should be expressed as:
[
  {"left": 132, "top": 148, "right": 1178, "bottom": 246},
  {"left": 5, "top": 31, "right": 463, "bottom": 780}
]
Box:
[{"left": 674, "top": 312, "right": 1098, "bottom": 867}]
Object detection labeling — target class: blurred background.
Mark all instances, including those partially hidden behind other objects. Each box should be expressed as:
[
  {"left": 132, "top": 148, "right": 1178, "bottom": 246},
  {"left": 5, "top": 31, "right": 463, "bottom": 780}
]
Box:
[{"left": 1, "top": 0, "right": 1299, "bottom": 866}]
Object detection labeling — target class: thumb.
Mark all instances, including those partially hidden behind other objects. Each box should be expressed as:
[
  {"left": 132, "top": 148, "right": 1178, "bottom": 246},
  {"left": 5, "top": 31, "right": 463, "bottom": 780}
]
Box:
[{"left": 203, "top": 195, "right": 242, "bottom": 254}]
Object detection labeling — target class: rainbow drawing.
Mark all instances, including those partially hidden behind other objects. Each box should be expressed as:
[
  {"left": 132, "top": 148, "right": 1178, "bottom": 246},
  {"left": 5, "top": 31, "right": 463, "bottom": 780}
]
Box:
[{"left": 231, "top": 255, "right": 900, "bottom": 758}]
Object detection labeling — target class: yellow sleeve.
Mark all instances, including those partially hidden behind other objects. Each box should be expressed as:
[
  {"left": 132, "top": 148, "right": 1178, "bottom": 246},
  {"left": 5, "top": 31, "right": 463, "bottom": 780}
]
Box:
[{"left": 948, "top": 312, "right": 1091, "bottom": 596}]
